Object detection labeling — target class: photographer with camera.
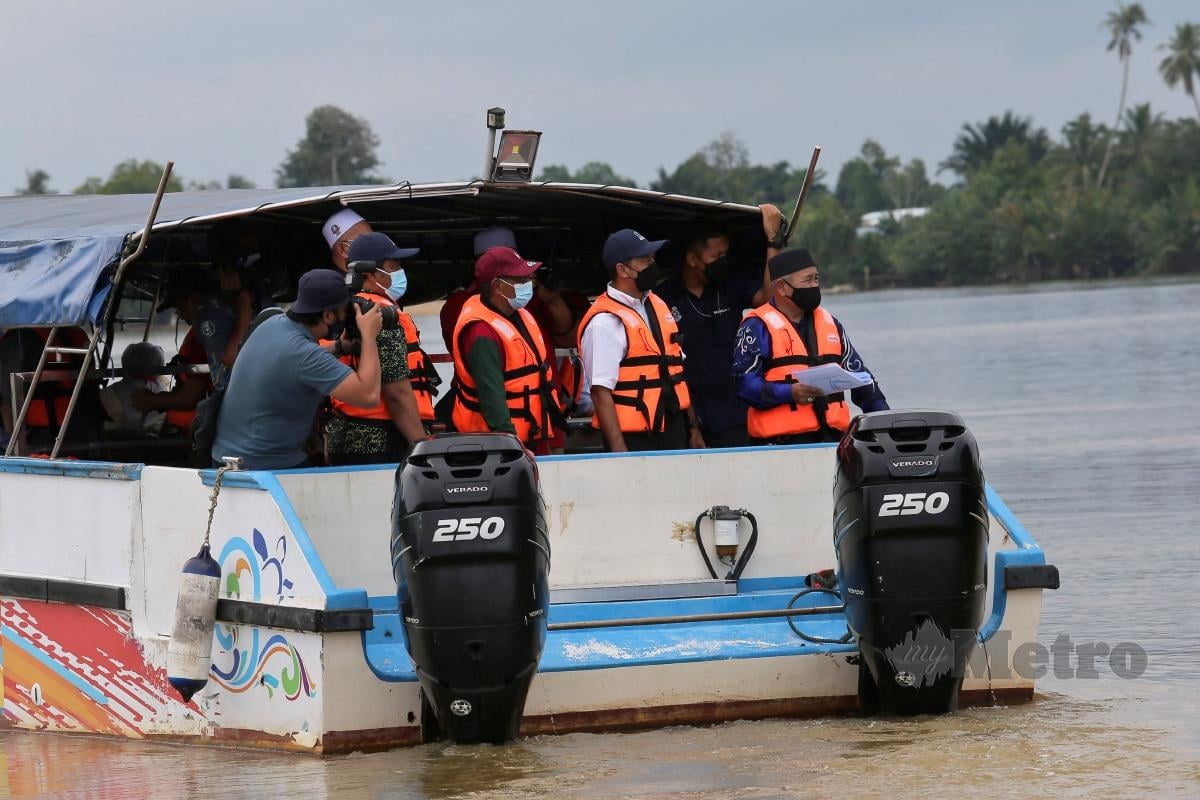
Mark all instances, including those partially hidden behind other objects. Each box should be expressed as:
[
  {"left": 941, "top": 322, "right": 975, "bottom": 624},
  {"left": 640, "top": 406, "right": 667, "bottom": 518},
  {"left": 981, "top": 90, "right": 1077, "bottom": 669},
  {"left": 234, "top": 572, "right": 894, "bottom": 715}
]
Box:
[
  {"left": 323, "top": 233, "right": 431, "bottom": 465},
  {"left": 211, "top": 269, "right": 382, "bottom": 470}
]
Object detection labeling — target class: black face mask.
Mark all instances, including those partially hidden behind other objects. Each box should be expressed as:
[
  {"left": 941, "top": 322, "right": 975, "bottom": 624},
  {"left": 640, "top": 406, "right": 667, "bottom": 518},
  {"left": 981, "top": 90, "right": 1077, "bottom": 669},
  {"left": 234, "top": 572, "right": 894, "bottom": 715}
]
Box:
[
  {"left": 790, "top": 287, "right": 822, "bottom": 312},
  {"left": 634, "top": 261, "right": 664, "bottom": 292},
  {"left": 326, "top": 312, "right": 347, "bottom": 340},
  {"left": 702, "top": 255, "right": 731, "bottom": 286}
]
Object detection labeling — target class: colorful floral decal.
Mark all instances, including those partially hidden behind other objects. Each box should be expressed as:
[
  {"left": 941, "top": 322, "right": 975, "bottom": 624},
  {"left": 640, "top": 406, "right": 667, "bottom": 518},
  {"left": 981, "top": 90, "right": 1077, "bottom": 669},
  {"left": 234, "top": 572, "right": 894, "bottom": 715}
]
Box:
[{"left": 211, "top": 529, "right": 317, "bottom": 700}]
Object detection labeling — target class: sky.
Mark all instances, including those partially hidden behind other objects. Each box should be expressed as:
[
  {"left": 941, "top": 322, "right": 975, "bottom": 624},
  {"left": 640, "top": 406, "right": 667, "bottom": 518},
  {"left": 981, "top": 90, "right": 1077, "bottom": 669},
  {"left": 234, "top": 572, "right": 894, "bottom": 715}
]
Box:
[{"left": 3, "top": 0, "right": 1199, "bottom": 196}]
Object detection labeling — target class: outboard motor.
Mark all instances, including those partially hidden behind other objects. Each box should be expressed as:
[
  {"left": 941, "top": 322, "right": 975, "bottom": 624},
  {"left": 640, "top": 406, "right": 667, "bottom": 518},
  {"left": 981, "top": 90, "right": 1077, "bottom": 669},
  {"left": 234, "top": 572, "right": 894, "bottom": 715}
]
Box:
[
  {"left": 391, "top": 433, "right": 550, "bottom": 743},
  {"left": 833, "top": 410, "right": 988, "bottom": 715}
]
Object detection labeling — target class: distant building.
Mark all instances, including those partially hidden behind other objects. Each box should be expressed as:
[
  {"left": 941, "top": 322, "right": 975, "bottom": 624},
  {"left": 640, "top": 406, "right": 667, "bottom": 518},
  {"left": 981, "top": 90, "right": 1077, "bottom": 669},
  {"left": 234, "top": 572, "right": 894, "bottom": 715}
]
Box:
[{"left": 857, "top": 207, "right": 929, "bottom": 237}]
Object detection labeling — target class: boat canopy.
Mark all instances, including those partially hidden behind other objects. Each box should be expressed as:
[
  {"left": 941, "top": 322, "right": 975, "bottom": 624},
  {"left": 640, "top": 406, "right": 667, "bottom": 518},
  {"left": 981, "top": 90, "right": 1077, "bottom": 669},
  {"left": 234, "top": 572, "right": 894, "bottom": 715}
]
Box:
[
  {"left": 0, "top": 182, "right": 764, "bottom": 329},
  {"left": 0, "top": 186, "right": 373, "bottom": 328}
]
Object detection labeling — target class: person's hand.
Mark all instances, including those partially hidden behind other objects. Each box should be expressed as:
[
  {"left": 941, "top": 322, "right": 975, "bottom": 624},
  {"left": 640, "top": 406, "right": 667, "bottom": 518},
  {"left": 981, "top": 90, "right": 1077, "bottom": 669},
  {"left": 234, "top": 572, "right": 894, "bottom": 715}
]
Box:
[
  {"left": 355, "top": 301, "right": 383, "bottom": 339},
  {"left": 130, "top": 388, "right": 156, "bottom": 412},
  {"left": 688, "top": 427, "right": 706, "bottom": 449},
  {"left": 760, "top": 203, "right": 784, "bottom": 243},
  {"left": 790, "top": 382, "right": 823, "bottom": 405}
]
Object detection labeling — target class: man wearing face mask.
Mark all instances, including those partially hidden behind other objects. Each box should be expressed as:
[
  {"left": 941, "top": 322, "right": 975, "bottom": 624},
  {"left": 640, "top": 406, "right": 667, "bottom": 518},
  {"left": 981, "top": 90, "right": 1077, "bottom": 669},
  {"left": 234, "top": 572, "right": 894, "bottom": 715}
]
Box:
[
  {"left": 654, "top": 204, "right": 785, "bottom": 448},
  {"left": 323, "top": 233, "right": 432, "bottom": 465},
  {"left": 450, "top": 247, "right": 560, "bottom": 450},
  {"left": 212, "top": 269, "right": 383, "bottom": 470},
  {"left": 733, "top": 248, "right": 888, "bottom": 445},
  {"left": 578, "top": 229, "right": 702, "bottom": 453}
]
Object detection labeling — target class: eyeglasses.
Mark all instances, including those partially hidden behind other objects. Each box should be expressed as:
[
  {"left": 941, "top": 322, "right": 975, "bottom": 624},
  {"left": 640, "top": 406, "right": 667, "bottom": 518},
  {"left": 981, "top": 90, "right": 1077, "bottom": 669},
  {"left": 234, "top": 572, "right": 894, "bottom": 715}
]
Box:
[
  {"left": 500, "top": 276, "right": 534, "bottom": 286},
  {"left": 786, "top": 274, "right": 820, "bottom": 289}
]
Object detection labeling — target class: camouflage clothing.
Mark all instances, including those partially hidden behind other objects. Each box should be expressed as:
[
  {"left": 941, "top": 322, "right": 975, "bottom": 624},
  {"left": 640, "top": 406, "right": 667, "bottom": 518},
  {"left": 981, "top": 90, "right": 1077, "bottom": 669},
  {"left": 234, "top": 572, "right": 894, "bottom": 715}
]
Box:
[{"left": 325, "top": 327, "right": 410, "bottom": 464}]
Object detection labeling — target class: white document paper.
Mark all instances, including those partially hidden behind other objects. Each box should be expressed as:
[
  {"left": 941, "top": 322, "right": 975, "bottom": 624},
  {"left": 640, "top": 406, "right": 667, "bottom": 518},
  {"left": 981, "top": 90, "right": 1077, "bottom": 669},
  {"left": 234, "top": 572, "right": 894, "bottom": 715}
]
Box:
[{"left": 790, "top": 364, "right": 873, "bottom": 395}]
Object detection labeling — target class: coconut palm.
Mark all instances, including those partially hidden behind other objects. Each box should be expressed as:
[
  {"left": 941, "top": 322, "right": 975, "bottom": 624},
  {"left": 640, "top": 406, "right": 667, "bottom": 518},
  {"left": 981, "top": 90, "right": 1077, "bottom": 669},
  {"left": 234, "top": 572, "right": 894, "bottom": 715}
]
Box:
[
  {"left": 1120, "top": 103, "right": 1164, "bottom": 164},
  {"left": 938, "top": 112, "right": 1050, "bottom": 177},
  {"left": 1097, "top": 3, "right": 1149, "bottom": 189},
  {"left": 1159, "top": 23, "right": 1200, "bottom": 121}
]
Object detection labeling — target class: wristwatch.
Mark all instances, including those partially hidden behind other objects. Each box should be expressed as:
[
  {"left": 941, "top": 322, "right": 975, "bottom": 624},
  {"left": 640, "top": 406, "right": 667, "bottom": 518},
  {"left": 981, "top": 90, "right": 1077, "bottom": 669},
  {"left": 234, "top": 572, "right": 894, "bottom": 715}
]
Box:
[{"left": 767, "top": 224, "right": 787, "bottom": 250}]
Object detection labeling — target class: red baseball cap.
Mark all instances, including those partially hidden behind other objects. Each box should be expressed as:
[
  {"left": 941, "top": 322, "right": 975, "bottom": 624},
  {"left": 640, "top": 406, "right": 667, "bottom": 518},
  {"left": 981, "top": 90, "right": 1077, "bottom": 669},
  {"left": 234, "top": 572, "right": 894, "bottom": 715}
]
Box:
[{"left": 474, "top": 246, "right": 541, "bottom": 283}]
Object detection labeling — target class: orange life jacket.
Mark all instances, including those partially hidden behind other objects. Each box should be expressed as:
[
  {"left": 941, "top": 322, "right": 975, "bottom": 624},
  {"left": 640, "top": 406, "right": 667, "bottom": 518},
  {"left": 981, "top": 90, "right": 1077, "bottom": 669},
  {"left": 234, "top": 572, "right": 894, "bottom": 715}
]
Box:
[
  {"left": 164, "top": 328, "right": 210, "bottom": 430},
  {"left": 326, "top": 292, "right": 400, "bottom": 422},
  {"left": 744, "top": 304, "right": 850, "bottom": 439},
  {"left": 5, "top": 327, "right": 86, "bottom": 429},
  {"left": 577, "top": 291, "right": 691, "bottom": 433},
  {"left": 397, "top": 310, "right": 435, "bottom": 422},
  {"left": 555, "top": 351, "right": 583, "bottom": 414},
  {"left": 450, "top": 295, "right": 557, "bottom": 444}
]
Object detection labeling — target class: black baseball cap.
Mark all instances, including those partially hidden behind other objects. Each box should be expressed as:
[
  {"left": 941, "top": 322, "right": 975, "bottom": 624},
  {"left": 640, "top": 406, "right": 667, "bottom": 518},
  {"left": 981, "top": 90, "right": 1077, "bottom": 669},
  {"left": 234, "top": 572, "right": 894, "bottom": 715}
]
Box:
[
  {"left": 768, "top": 248, "right": 818, "bottom": 280},
  {"left": 346, "top": 232, "right": 419, "bottom": 265},
  {"left": 290, "top": 269, "right": 350, "bottom": 314},
  {"left": 602, "top": 229, "right": 668, "bottom": 270}
]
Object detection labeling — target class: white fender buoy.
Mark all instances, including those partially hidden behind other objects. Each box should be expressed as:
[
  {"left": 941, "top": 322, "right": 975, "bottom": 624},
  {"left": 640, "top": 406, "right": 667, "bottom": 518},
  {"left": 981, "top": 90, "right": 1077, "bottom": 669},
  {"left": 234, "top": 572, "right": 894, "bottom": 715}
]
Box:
[{"left": 167, "top": 544, "right": 221, "bottom": 702}]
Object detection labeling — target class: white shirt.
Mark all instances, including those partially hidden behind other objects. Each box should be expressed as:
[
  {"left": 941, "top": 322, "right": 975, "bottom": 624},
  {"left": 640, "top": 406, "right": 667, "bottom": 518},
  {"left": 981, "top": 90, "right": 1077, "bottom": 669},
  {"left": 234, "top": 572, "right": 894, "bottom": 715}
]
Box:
[{"left": 579, "top": 284, "right": 653, "bottom": 403}]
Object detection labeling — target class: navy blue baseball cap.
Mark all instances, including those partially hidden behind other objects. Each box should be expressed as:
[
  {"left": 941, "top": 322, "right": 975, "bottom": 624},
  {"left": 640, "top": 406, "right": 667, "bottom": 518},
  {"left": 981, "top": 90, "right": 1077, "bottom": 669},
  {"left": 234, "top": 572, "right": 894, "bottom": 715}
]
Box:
[
  {"left": 346, "top": 232, "right": 419, "bottom": 265},
  {"left": 290, "top": 269, "right": 351, "bottom": 314},
  {"left": 602, "top": 229, "right": 668, "bottom": 270}
]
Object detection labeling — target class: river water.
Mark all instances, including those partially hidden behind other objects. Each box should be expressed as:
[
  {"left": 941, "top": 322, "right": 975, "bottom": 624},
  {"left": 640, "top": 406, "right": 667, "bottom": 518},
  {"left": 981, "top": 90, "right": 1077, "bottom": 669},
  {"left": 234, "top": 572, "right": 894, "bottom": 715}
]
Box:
[{"left": 3, "top": 279, "right": 1198, "bottom": 799}]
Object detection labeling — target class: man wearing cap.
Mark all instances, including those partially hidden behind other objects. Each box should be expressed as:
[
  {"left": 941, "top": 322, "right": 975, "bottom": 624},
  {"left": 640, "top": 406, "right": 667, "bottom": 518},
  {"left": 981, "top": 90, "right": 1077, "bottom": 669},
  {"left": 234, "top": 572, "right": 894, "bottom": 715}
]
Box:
[
  {"left": 449, "top": 247, "right": 560, "bottom": 449},
  {"left": 733, "top": 248, "right": 888, "bottom": 445},
  {"left": 324, "top": 232, "right": 432, "bottom": 465},
  {"left": 577, "top": 229, "right": 702, "bottom": 453},
  {"left": 439, "top": 226, "right": 579, "bottom": 353},
  {"left": 655, "top": 204, "right": 785, "bottom": 448},
  {"left": 212, "top": 269, "right": 383, "bottom": 470},
  {"left": 323, "top": 209, "right": 374, "bottom": 271}
]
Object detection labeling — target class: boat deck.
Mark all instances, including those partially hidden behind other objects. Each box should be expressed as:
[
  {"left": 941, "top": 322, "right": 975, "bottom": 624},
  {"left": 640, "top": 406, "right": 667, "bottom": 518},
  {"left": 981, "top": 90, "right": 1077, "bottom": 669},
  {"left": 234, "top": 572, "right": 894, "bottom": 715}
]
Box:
[{"left": 363, "top": 578, "right": 855, "bottom": 682}]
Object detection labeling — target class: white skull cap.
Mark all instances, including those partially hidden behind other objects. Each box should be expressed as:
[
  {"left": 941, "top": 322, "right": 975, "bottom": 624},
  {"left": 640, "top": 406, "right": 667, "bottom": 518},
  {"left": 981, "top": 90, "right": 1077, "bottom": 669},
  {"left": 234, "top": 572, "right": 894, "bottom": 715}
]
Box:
[{"left": 322, "top": 209, "right": 367, "bottom": 249}]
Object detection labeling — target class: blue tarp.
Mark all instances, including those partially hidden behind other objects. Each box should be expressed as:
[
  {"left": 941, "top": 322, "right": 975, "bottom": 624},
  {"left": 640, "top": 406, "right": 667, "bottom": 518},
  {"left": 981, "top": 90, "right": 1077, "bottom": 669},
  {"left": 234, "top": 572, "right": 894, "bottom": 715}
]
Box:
[{"left": 0, "top": 187, "right": 366, "bottom": 328}]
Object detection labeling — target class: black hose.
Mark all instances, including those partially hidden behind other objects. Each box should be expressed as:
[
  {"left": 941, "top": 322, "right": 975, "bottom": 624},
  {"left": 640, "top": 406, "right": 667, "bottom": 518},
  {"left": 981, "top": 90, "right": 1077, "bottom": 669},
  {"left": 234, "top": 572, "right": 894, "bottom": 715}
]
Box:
[
  {"left": 728, "top": 511, "right": 758, "bottom": 581},
  {"left": 786, "top": 587, "right": 853, "bottom": 644},
  {"left": 694, "top": 510, "right": 719, "bottom": 580}
]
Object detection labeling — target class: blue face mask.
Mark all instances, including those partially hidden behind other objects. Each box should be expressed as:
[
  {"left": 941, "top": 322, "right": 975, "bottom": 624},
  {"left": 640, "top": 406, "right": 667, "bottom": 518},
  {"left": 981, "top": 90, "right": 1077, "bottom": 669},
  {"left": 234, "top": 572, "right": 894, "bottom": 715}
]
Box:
[
  {"left": 384, "top": 270, "right": 407, "bottom": 302},
  {"left": 506, "top": 280, "right": 534, "bottom": 310}
]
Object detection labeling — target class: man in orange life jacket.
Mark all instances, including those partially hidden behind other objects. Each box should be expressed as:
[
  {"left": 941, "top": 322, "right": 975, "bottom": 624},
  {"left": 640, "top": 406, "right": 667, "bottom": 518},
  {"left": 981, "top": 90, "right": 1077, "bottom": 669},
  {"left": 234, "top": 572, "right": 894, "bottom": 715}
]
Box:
[
  {"left": 450, "top": 247, "right": 561, "bottom": 451},
  {"left": 324, "top": 232, "right": 431, "bottom": 465},
  {"left": 733, "top": 248, "right": 888, "bottom": 445},
  {"left": 578, "top": 229, "right": 703, "bottom": 453}
]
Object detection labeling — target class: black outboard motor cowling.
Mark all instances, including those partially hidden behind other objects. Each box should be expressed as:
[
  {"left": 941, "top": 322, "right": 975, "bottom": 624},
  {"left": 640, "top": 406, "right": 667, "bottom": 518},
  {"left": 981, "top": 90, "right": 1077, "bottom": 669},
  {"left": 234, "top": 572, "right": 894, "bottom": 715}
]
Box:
[
  {"left": 391, "top": 433, "right": 550, "bottom": 743},
  {"left": 834, "top": 410, "right": 988, "bottom": 715}
]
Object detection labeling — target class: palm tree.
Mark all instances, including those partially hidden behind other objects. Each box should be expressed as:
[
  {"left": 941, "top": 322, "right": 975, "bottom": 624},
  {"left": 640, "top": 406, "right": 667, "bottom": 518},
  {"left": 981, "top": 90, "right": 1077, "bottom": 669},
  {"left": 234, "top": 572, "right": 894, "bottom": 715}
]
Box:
[
  {"left": 938, "top": 112, "right": 1050, "bottom": 177},
  {"left": 1120, "top": 102, "right": 1164, "bottom": 162},
  {"left": 1159, "top": 23, "right": 1200, "bottom": 121},
  {"left": 1097, "top": 3, "right": 1149, "bottom": 189}
]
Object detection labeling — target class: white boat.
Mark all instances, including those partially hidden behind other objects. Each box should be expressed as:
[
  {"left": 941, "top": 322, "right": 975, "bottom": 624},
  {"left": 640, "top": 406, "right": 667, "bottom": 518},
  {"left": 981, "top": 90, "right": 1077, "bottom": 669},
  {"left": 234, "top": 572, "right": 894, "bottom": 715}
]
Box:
[{"left": 0, "top": 137, "right": 1058, "bottom": 752}]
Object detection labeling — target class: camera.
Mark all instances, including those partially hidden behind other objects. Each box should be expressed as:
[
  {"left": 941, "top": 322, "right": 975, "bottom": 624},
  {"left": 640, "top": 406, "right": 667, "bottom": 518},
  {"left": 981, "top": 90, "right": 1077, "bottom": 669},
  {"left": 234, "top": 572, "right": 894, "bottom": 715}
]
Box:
[{"left": 343, "top": 261, "right": 401, "bottom": 339}]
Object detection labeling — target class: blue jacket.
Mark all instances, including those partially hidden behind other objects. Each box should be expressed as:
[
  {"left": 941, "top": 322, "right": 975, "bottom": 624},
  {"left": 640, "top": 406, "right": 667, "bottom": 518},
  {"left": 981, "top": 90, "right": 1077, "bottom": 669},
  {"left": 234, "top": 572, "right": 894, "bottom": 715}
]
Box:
[{"left": 732, "top": 303, "right": 889, "bottom": 412}]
